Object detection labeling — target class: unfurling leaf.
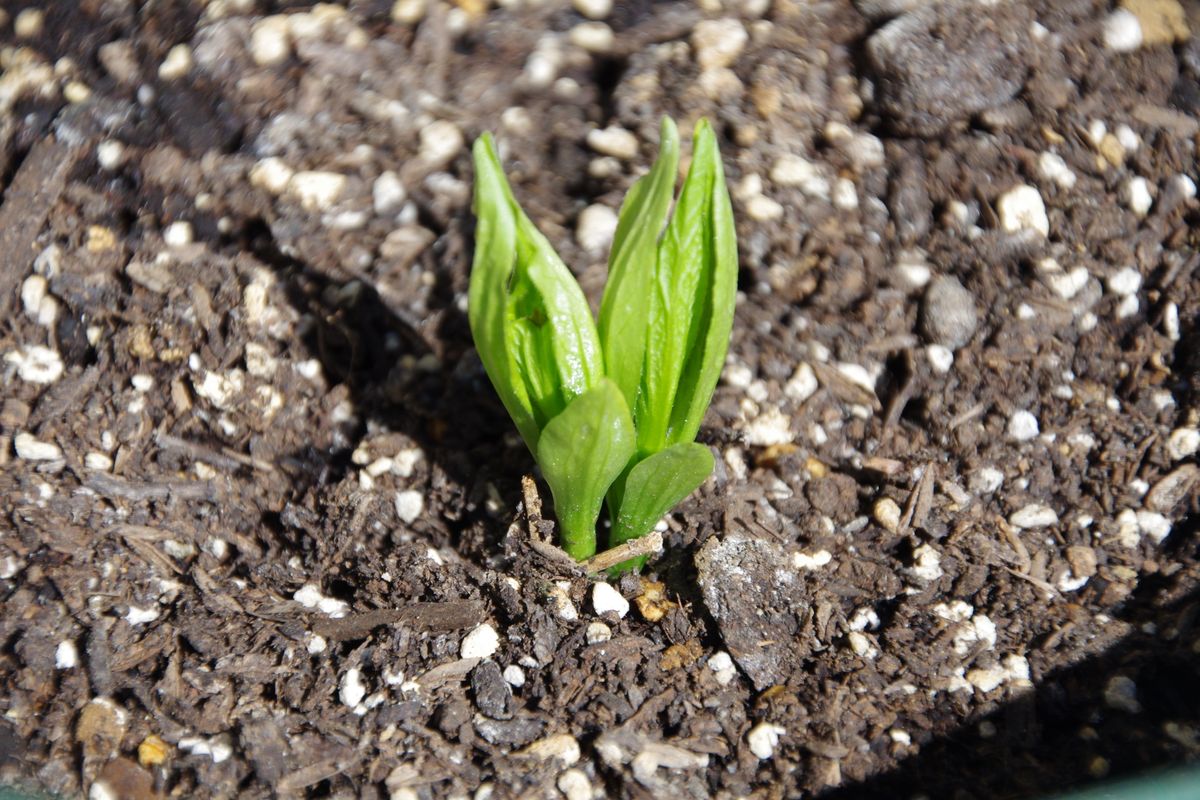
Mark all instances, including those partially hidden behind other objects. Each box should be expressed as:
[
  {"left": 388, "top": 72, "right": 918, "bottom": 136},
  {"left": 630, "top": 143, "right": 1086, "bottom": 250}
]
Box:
[
  {"left": 469, "top": 133, "right": 603, "bottom": 451},
  {"left": 536, "top": 378, "right": 636, "bottom": 560},
  {"left": 598, "top": 117, "right": 680, "bottom": 413},
  {"left": 635, "top": 119, "right": 738, "bottom": 456}
]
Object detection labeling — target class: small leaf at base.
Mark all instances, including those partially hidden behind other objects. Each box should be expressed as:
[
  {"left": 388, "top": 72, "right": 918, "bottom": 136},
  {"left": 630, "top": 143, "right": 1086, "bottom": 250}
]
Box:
[{"left": 536, "top": 378, "right": 636, "bottom": 561}]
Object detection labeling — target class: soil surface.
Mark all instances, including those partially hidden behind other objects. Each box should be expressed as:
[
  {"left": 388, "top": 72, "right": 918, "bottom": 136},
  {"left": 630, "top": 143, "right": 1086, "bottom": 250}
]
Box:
[{"left": 2, "top": 1, "right": 1200, "bottom": 798}]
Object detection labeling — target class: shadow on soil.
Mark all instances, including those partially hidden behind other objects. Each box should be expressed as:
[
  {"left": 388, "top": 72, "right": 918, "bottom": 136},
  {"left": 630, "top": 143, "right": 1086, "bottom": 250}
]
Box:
[
  {"left": 825, "top": 513, "right": 1200, "bottom": 800},
  {"left": 240, "top": 213, "right": 536, "bottom": 560}
]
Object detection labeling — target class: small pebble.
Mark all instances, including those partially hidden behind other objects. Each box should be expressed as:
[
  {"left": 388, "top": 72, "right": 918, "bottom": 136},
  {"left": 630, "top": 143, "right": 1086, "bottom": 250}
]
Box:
[
  {"left": 1106, "top": 267, "right": 1142, "bottom": 297},
  {"left": 1122, "top": 177, "right": 1153, "bottom": 217},
  {"left": 1037, "top": 152, "right": 1076, "bottom": 190},
  {"left": 1167, "top": 428, "right": 1199, "bottom": 460},
  {"left": 586, "top": 126, "right": 638, "bottom": 160},
  {"left": 784, "top": 363, "right": 818, "bottom": 402},
  {"left": 793, "top": 550, "right": 833, "bottom": 570},
  {"left": 250, "top": 157, "right": 294, "bottom": 195},
  {"left": 745, "top": 195, "right": 784, "bottom": 222},
  {"left": 7, "top": 345, "right": 64, "bottom": 384},
  {"left": 1136, "top": 510, "right": 1171, "bottom": 544},
  {"left": 832, "top": 177, "right": 859, "bottom": 210},
  {"left": 591, "top": 582, "right": 630, "bottom": 618},
  {"left": 14, "top": 433, "right": 62, "bottom": 461},
  {"left": 873, "top": 497, "right": 902, "bottom": 533},
  {"left": 585, "top": 621, "right": 612, "bottom": 644},
  {"left": 158, "top": 43, "right": 193, "bottom": 80},
  {"left": 373, "top": 171, "right": 407, "bottom": 216},
  {"left": 1104, "top": 675, "right": 1141, "bottom": 713},
  {"left": 502, "top": 664, "right": 526, "bottom": 687},
  {"left": 163, "top": 221, "right": 193, "bottom": 247},
  {"left": 14, "top": 8, "right": 44, "bottom": 38},
  {"left": 969, "top": 467, "right": 1004, "bottom": 494},
  {"left": 292, "top": 584, "right": 349, "bottom": 618},
  {"left": 419, "top": 120, "right": 464, "bottom": 168},
  {"left": 996, "top": 184, "right": 1049, "bottom": 237},
  {"left": 557, "top": 770, "right": 592, "bottom": 800},
  {"left": 895, "top": 252, "right": 932, "bottom": 288},
  {"left": 55, "top": 640, "right": 78, "bottom": 669},
  {"left": 568, "top": 22, "right": 613, "bottom": 53},
  {"left": 124, "top": 605, "right": 160, "bottom": 626},
  {"left": 461, "top": 623, "right": 500, "bottom": 659},
  {"left": 394, "top": 490, "right": 424, "bottom": 524},
  {"left": 339, "top": 668, "right": 366, "bottom": 708},
  {"left": 1009, "top": 504, "right": 1059, "bottom": 529},
  {"left": 926, "top": 344, "right": 953, "bottom": 374},
  {"left": 84, "top": 453, "right": 114, "bottom": 471},
  {"left": 707, "top": 651, "right": 737, "bottom": 685},
  {"left": 920, "top": 275, "right": 978, "bottom": 349},
  {"left": 746, "top": 722, "right": 785, "bottom": 760},
  {"left": 96, "top": 140, "right": 124, "bottom": 171},
  {"left": 548, "top": 583, "right": 578, "bottom": 621},
  {"left": 691, "top": 18, "right": 748, "bottom": 71},
  {"left": 1007, "top": 410, "right": 1040, "bottom": 442},
  {"left": 770, "top": 155, "right": 829, "bottom": 197},
  {"left": 288, "top": 171, "right": 347, "bottom": 211},
  {"left": 391, "top": 0, "right": 426, "bottom": 24},
  {"left": 576, "top": 204, "right": 618, "bottom": 253},
  {"left": 251, "top": 16, "right": 292, "bottom": 65},
  {"left": 909, "top": 544, "right": 943, "bottom": 582},
  {"left": 1115, "top": 124, "right": 1139, "bottom": 152},
  {"left": 743, "top": 407, "right": 793, "bottom": 447},
  {"left": 571, "top": 0, "right": 612, "bottom": 20},
  {"left": 1103, "top": 9, "right": 1143, "bottom": 52},
  {"left": 20, "top": 275, "right": 47, "bottom": 320},
  {"left": 848, "top": 631, "right": 878, "bottom": 658},
  {"left": 1043, "top": 266, "right": 1090, "bottom": 300}
]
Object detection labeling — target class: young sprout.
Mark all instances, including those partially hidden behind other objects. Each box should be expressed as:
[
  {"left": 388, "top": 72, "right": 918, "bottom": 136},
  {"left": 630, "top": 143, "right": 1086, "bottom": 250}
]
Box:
[{"left": 469, "top": 118, "right": 737, "bottom": 567}]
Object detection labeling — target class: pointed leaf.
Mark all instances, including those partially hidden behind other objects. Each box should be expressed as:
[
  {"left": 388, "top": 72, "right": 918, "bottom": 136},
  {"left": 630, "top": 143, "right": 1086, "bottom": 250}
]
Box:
[
  {"left": 469, "top": 133, "right": 603, "bottom": 451},
  {"left": 636, "top": 119, "right": 736, "bottom": 454},
  {"left": 537, "top": 378, "right": 636, "bottom": 560},
  {"left": 611, "top": 442, "right": 714, "bottom": 549},
  {"left": 664, "top": 120, "right": 737, "bottom": 446},
  {"left": 468, "top": 133, "right": 538, "bottom": 447},
  {"left": 598, "top": 118, "right": 679, "bottom": 411}
]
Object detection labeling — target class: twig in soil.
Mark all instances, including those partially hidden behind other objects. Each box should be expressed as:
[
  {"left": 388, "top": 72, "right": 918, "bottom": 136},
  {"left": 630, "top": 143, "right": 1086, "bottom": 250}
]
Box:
[
  {"left": 87, "top": 472, "right": 216, "bottom": 502},
  {"left": 811, "top": 361, "right": 881, "bottom": 410},
  {"left": 1002, "top": 565, "right": 1061, "bottom": 598},
  {"left": 521, "top": 474, "right": 543, "bottom": 540},
  {"left": 997, "top": 517, "right": 1032, "bottom": 572},
  {"left": 277, "top": 759, "right": 351, "bottom": 794},
  {"left": 155, "top": 431, "right": 277, "bottom": 473},
  {"left": 948, "top": 401, "right": 986, "bottom": 430},
  {"left": 899, "top": 463, "right": 935, "bottom": 533},
  {"left": 309, "top": 601, "right": 488, "bottom": 641},
  {"left": 115, "top": 525, "right": 185, "bottom": 575},
  {"left": 581, "top": 531, "right": 664, "bottom": 574}
]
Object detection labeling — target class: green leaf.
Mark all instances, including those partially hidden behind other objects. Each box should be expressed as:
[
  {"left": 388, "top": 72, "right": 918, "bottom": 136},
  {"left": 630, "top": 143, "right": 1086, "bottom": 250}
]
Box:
[
  {"left": 598, "top": 118, "right": 680, "bottom": 412},
  {"left": 469, "top": 133, "right": 603, "bottom": 451},
  {"left": 636, "top": 119, "right": 738, "bottom": 454},
  {"left": 611, "top": 442, "right": 713, "bottom": 549},
  {"left": 536, "top": 378, "right": 636, "bottom": 560}
]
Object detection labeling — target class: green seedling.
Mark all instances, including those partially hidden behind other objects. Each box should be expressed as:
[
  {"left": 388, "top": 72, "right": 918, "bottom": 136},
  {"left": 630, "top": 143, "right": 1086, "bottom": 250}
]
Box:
[{"left": 469, "top": 117, "right": 737, "bottom": 567}]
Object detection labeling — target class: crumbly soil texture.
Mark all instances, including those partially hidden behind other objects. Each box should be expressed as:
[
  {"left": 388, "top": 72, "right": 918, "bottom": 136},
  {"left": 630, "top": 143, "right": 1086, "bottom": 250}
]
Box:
[{"left": 2, "top": 1, "right": 1200, "bottom": 798}]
